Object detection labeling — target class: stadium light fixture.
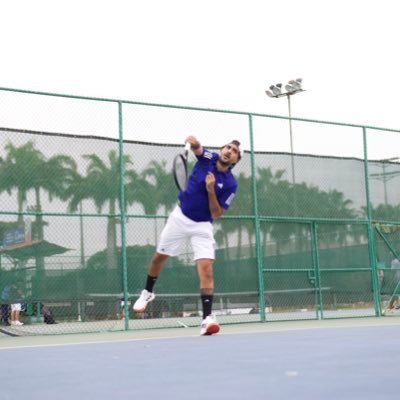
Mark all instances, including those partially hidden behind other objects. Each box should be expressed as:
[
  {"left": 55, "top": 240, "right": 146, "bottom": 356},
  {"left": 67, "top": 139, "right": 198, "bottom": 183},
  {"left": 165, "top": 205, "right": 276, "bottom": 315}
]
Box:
[
  {"left": 265, "top": 78, "right": 304, "bottom": 99},
  {"left": 265, "top": 78, "right": 306, "bottom": 191},
  {"left": 265, "top": 78, "right": 305, "bottom": 154}
]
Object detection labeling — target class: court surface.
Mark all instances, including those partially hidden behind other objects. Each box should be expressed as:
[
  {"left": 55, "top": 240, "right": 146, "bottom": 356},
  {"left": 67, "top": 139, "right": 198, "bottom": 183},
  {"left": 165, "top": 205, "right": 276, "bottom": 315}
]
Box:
[{"left": 0, "top": 317, "right": 399, "bottom": 400}]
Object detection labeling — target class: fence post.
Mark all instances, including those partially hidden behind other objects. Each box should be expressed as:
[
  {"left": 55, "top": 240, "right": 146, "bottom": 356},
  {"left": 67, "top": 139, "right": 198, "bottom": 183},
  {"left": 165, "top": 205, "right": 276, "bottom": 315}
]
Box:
[
  {"left": 248, "top": 114, "right": 266, "bottom": 321},
  {"left": 310, "top": 222, "right": 322, "bottom": 319},
  {"left": 363, "top": 126, "right": 381, "bottom": 316},
  {"left": 118, "top": 101, "right": 130, "bottom": 329}
]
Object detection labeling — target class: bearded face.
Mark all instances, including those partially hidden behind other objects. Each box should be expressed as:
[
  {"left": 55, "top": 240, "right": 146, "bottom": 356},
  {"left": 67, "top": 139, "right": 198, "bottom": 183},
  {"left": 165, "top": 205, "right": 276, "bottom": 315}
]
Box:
[{"left": 218, "top": 143, "right": 240, "bottom": 167}]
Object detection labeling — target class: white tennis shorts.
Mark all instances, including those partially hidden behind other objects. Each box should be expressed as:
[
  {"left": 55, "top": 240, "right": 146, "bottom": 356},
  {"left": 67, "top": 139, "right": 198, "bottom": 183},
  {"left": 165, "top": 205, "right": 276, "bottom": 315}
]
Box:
[
  {"left": 157, "top": 206, "right": 216, "bottom": 260},
  {"left": 11, "top": 303, "right": 22, "bottom": 311}
]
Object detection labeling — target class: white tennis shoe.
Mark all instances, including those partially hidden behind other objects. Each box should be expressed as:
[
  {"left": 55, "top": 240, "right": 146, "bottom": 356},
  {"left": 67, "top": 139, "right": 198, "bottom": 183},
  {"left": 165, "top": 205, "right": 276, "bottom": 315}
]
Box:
[
  {"left": 133, "top": 289, "right": 155, "bottom": 312},
  {"left": 200, "top": 315, "right": 220, "bottom": 336}
]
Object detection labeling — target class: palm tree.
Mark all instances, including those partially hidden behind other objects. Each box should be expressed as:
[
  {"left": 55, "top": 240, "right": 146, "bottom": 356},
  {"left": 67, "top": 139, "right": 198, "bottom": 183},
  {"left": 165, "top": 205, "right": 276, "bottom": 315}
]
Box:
[
  {"left": 313, "top": 189, "right": 357, "bottom": 248},
  {"left": 62, "top": 170, "right": 90, "bottom": 268},
  {"left": 63, "top": 170, "right": 88, "bottom": 213},
  {"left": 142, "top": 160, "right": 178, "bottom": 215},
  {"left": 0, "top": 142, "right": 45, "bottom": 224},
  {"left": 255, "top": 167, "right": 291, "bottom": 255},
  {"left": 0, "top": 141, "right": 77, "bottom": 303},
  {"left": 34, "top": 154, "right": 77, "bottom": 241},
  {"left": 128, "top": 170, "right": 160, "bottom": 244},
  {"left": 133, "top": 159, "right": 185, "bottom": 243},
  {"left": 225, "top": 172, "right": 254, "bottom": 259},
  {"left": 82, "top": 150, "right": 137, "bottom": 269},
  {"left": 0, "top": 141, "right": 77, "bottom": 233}
]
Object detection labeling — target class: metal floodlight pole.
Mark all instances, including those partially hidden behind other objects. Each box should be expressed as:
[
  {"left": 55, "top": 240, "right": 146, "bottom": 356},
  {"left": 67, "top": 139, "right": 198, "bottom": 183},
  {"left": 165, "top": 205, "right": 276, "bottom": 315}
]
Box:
[
  {"left": 265, "top": 78, "right": 305, "bottom": 184},
  {"left": 265, "top": 79, "right": 305, "bottom": 152},
  {"left": 287, "top": 94, "right": 294, "bottom": 154},
  {"left": 286, "top": 94, "right": 296, "bottom": 186}
]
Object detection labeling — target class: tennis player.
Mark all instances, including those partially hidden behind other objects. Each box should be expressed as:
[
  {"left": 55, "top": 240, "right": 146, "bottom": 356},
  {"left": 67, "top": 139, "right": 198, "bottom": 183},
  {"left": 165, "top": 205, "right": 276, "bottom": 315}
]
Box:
[{"left": 133, "top": 136, "right": 241, "bottom": 335}]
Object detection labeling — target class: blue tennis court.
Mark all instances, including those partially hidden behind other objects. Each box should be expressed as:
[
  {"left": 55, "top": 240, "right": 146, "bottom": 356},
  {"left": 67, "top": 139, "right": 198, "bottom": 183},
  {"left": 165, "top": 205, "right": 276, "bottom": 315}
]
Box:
[{"left": 0, "top": 318, "right": 399, "bottom": 400}]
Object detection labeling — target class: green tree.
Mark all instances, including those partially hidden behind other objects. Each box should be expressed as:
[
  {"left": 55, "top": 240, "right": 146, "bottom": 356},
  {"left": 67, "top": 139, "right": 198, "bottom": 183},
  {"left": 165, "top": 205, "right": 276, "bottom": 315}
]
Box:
[
  {"left": 142, "top": 160, "right": 177, "bottom": 215},
  {"left": 0, "top": 141, "right": 76, "bottom": 233},
  {"left": 82, "top": 150, "right": 137, "bottom": 269},
  {"left": 255, "top": 167, "right": 290, "bottom": 255},
  {"left": 0, "top": 142, "right": 46, "bottom": 224},
  {"left": 255, "top": 166, "right": 358, "bottom": 254},
  {"left": 134, "top": 159, "right": 181, "bottom": 243},
  {"left": 364, "top": 203, "right": 400, "bottom": 221},
  {"left": 0, "top": 141, "right": 77, "bottom": 302},
  {"left": 225, "top": 172, "right": 255, "bottom": 259}
]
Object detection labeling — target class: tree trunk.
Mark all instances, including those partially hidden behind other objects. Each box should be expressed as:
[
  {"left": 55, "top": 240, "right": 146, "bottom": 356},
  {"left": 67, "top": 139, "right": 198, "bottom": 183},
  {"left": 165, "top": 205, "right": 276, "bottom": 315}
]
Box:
[{"left": 106, "top": 200, "right": 118, "bottom": 269}]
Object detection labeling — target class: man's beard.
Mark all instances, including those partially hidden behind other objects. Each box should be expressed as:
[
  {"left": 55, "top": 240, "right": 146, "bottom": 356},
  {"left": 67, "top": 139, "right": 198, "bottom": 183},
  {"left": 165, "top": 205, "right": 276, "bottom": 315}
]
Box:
[{"left": 218, "top": 155, "right": 230, "bottom": 166}]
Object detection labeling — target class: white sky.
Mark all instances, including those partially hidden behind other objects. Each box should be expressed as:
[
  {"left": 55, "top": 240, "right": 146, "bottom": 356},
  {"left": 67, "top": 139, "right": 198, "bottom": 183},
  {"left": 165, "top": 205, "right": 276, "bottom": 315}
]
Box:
[
  {"left": 1, "top": 0, "right": 400, "bottom": 159},
  {"left": 2, "top": 0, "right": 400, "bottom": 258}
]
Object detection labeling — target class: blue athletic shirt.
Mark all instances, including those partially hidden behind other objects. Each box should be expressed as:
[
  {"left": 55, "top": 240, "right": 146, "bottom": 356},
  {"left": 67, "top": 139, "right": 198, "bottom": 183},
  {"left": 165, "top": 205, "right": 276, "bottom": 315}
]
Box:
[{"left": 178, "top": 148, "right": 238, "bottom": 222}]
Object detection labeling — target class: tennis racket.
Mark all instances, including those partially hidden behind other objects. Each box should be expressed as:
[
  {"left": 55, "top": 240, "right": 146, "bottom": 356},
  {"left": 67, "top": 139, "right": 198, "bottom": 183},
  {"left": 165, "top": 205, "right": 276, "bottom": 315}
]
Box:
[{"left": 173, "top": 142, "right": 191, "bottom": 191}]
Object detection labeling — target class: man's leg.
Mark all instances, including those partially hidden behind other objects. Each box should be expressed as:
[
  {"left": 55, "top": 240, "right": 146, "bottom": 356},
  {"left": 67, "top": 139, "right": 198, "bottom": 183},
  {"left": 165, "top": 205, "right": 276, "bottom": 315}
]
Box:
[
  {"left": 10, "top": 307, "right": 16, "bottom": 325},
  {"left": 148, "top": 252, "right": 170, "bottom": 278},
  {"left": 197, "top": 258, "right": 214, "bottom": 318},
  {"left": 133, "top": 252, "right": 169, "bottom": 312},
  {"left": 197, "top": 258, "right": 220, "bottom": 335}
]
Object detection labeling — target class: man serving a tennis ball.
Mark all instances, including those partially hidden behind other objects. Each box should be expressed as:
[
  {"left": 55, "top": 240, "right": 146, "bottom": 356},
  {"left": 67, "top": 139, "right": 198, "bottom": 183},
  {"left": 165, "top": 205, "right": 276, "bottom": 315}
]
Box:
[{"left": 133, "top": 135, "right": 241, "bottom": 335}]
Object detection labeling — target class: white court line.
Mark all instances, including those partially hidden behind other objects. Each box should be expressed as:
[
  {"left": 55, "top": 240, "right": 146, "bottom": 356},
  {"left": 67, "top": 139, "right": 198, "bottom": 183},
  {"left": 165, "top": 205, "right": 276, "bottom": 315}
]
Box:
[{"left": 1, "top": 318, "right": 400, "bottom": 351}]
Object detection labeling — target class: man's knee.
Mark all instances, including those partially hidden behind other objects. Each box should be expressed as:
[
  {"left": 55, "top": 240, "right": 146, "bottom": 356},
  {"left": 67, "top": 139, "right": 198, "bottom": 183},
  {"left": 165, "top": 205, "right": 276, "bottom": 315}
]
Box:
[
  {"left": 148, "top": 252, "right": 170, "bottom": 276},
  {"left": 151, "top": 252, "right": 169, "bottom": 264},
  {"left": 197, "top": 259, "right": 214, "bottom": 280}
]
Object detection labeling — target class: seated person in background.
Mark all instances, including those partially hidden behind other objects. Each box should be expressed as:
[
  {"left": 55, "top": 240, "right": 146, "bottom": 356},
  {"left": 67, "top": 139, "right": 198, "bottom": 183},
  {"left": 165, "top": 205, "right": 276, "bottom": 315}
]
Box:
[
  {"left": 2, "top": 283, "right": 24, "bottom": 326},
  {"left": 10, "top": 302, "right": 24, "bottom": 326},
  {"left": 388, "top": 258, "right": 400, "bottom": 311},
  {"left": 30, "top": 302, "right": 57, "bottom": 325}
]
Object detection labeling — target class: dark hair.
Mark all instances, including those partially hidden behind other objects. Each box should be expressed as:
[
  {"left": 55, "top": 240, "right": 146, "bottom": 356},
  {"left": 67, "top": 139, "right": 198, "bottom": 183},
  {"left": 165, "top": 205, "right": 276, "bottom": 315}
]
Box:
[{"left": 230, "top": 140, "right": 242, "bottom": 161}]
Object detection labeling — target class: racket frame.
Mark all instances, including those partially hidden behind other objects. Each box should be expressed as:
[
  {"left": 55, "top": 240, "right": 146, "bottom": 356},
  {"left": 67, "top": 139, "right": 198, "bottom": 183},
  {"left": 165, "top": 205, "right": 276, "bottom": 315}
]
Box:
[{"left": 173, "top": 142, "right": 191, "bottom": 191}]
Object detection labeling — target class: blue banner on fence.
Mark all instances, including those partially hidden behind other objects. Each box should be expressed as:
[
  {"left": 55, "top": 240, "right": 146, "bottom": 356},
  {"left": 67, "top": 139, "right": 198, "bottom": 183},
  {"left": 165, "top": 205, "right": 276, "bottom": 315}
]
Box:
[{"left": 3, "top": 226, "right": 26, "bottom": 247}]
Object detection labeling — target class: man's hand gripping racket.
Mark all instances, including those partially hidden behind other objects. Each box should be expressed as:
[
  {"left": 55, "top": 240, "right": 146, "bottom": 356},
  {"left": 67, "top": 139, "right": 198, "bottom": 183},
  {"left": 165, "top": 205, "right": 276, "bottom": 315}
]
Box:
[{"left": 173, "top": 142, "right": 191, "bottom": 191}]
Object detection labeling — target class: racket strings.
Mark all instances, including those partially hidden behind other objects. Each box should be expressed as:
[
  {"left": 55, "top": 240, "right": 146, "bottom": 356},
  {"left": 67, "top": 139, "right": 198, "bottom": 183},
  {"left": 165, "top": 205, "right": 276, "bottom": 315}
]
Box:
[{"left": 173, "top": 155, "right": 188, "bottom": 191}]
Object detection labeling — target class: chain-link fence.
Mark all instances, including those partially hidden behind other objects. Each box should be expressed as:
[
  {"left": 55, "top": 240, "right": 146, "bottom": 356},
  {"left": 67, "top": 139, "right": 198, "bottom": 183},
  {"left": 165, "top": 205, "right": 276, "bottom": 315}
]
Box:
[{"left": 1, "top": 87, "right": 400, "bottom": 336}]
